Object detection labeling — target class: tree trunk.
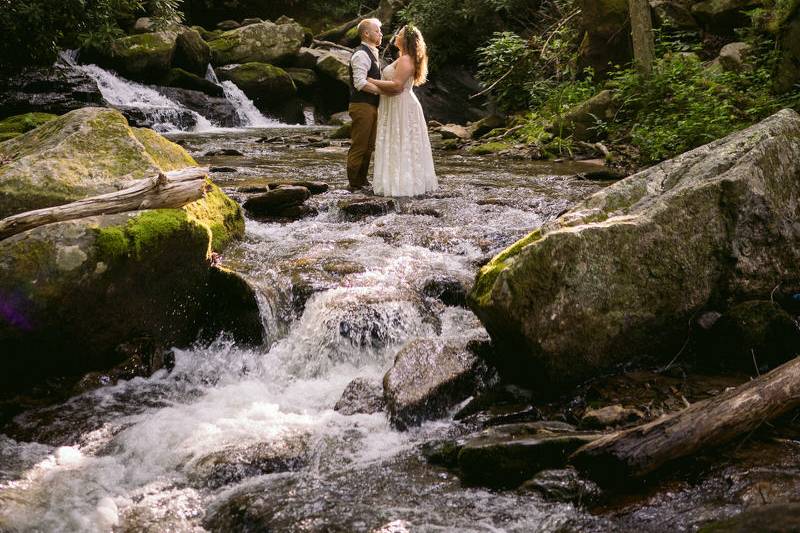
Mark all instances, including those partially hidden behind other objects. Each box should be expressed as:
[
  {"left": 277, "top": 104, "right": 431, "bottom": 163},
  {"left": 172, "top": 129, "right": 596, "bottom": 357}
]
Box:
[
  {"left": 629, "top": 0, "right": 655, "bottom": 76},
  {"left": 0, "top": 167, "right": 210, "bottom": 241},
  {"left": 571, "top": 356, "right": 800, "bottom": 484}
]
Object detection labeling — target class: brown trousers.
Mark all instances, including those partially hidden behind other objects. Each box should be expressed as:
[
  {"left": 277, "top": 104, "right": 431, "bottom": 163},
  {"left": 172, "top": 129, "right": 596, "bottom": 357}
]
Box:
[{"left": 346, "top": 102, "right": 378, "bottom": 187}]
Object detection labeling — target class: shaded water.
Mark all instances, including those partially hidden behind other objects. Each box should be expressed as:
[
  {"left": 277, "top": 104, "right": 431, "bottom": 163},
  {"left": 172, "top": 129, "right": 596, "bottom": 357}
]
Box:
[{"left": 3, "top": 128, "right": 783, "bottom": 532}]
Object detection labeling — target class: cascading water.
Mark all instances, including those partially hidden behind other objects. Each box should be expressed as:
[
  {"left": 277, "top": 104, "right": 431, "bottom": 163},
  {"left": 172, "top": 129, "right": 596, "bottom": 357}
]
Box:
[
  {"left": 0, "top": 128, "right": 616, "bottom": 532},
  {"left": 75, "top": 64, "right": 214, "bottom": 133},
  {"left": 219, "top": 81, "right": 282, "bottom": 128}
]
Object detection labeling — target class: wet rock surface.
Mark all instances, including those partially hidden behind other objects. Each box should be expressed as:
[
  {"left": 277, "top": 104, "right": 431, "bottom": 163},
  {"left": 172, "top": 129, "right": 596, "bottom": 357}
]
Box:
[
  {"left": 470, "top": 109, "right": 800, "bottom": 388},
  {"left": 384, "top": 335, "right": 490, "bottom": 430},
  {"left": 334, "top": 377, "right": 385, "bottom": 415}
]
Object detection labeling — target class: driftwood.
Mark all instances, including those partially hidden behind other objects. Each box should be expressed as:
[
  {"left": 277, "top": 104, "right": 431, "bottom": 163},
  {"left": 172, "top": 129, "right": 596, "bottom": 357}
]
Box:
[
  {"left": 571, "top": 356, "right": 800, "bottom": 484},
  {"left": 0, "top": 167, "right": 210, "bottom": 241},
  {"left": 311, "top": 39, "right": 354, "bottom": 53}
]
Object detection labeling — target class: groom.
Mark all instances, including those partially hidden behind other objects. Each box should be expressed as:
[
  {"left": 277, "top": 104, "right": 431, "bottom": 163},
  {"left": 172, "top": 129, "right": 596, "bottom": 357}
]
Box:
[{"left": 346, "top": 18, "right": 384, "bottom": 192}]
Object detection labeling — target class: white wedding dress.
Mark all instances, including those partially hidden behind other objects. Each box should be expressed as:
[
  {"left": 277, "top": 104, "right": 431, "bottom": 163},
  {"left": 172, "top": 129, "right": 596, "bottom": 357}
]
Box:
[{"left": 373, "top": 61, "right": 438, "bottom": 197}]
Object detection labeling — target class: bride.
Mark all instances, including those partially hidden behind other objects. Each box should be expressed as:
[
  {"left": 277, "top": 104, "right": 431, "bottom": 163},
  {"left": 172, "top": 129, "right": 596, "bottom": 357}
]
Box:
[{"left": 362, "top": 25, "right": 438, "bottom": 197}]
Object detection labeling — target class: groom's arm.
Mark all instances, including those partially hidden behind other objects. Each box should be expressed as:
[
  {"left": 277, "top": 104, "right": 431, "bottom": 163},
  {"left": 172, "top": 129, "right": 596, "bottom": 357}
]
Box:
[{"left": 351, "top": 51, "right": 381, "bottom": 95}]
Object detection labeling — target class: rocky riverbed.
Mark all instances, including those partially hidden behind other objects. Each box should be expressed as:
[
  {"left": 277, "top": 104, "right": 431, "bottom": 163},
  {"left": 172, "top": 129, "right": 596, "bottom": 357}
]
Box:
[{"left": 2, "top": 125, "right": 800, "bottom": 532}]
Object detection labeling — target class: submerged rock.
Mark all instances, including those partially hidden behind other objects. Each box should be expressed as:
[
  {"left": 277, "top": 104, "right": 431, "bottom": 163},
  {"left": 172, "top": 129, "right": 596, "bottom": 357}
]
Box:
[
  {"left": 469, "top": 109, "right": 800, "bottom": 388},
  {"left": 338, "top": 196, "right": 396, "bottom": 220},
  {"left": 384, "top": 337, "right": 489, "bottom": 430},
  {"left": 456, "top": 421, "right": 601, "bottom": 488},
  {"left": 700, "top": 503, "right": 800, "bottom": 532},
  {"left": 519, "top": 468, "right": 602, "bottom": 505},
  {"left": 334, "top": 377, "right": 386, "bottom": 415},
  {"left": 189, "top": 434, "right": 309, "bottom": 489},
  {"left": 243, "top": 185, "right": 311, "bottom": 217}
]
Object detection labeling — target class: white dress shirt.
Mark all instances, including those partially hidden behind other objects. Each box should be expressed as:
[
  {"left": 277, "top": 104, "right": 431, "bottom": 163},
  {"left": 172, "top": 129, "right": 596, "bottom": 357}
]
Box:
[{"left": 350, "top": 41, "right": 380, "bottom": 91}]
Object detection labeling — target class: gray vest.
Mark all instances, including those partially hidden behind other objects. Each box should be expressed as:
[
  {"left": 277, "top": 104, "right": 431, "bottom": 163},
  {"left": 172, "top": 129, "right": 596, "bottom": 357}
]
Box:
[{"left": 349, "top": 44, "right": 381, "bottom": 107}]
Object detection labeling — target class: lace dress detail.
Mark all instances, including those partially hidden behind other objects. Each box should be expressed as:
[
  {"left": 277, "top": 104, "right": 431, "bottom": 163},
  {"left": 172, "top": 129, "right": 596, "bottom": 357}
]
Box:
[{"left": 373, "top": 61, "right": 438, "bottom": 197}]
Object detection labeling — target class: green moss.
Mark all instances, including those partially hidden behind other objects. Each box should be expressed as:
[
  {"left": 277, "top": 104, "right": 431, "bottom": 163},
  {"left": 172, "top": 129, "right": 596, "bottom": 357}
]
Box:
[
  {"left": 471, "top": 229, "right": 543, "bottom": 307},
  {"left": 132, "top": 127, "right": 197, "bottom": 171},
  {"left": 183, "top": 183, "right": 244, "bottom": 252},
  {"left": 0, "top": 133, "right": 18, "bottom": 142},
  {"left": 94, "top": 209, "right": 200, "bottom": 262},
  {"left": 0, "top": 113, "right": 58, "bottom": 134},
  {"left": 95, "top": 226, "right": 128, "bottom": 261},
  {"left": 345, "top": 25, "right": 360, "bottom": 42},
  {"left": 468, "top": 142, "right": 511, "bottom": 155}
]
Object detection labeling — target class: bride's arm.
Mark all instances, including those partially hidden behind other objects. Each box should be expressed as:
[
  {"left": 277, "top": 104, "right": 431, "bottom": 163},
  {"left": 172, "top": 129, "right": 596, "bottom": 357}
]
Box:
[{"left": 368, "top": 56, "right": 413, "bottom": 95}]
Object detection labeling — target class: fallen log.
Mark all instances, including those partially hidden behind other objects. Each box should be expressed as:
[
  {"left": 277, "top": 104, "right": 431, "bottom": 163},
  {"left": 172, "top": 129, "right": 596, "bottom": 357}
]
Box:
[
  {"left": 570, "top": 356, "right": 800, "bottom": 484},
  {"left": 0, "top": 167, "right": 210, "bottom": 241}
]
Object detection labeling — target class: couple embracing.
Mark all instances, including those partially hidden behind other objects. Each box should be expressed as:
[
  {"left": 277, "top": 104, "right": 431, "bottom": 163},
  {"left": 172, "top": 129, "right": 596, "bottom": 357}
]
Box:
[{"left": 346, "top": 18, "right": 438, "bottom": 197}]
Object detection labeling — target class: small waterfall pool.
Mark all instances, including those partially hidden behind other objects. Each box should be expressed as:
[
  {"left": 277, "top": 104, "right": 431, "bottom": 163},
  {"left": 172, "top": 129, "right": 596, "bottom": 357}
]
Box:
[{"left": 0, "top": 127, "right": 617, "bottom": 532}]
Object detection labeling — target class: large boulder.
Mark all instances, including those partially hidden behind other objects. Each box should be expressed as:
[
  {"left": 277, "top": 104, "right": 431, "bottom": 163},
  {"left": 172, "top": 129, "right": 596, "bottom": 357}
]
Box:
[
  {"left": 691, "top": 0, "right": 764, "bottom": 34},
  {"left": 548, "top": 90, "right": 617, "bottom": 141},
  {"left": 469, "top": 109, "right": 800, "bottom": 388},
  {"left": 0, "top": 64, "right": 104, "bottom": 118},
  {"left": 0, "top": 107, "right": 194, "bottom": 218},
  {"left": 650, "top": 0, "right": 700, "bottom": 29},
  {"left": 0, "top": 107, "right": 248, "bottom": 391},
  {"left": 174, "top": 28, "right": 212, "bottom": 77},
  {"left": 215, "top": 62, "right": 296, "bottom": 106},
  {"left": 209, "top": 21, "right": 305, "bottom": 67},
  {"left": 104, "top": 31, "right": 178, "bottom": 80},
  {"left": 383, "top": 335, "right": 489, "bottom": 430}
]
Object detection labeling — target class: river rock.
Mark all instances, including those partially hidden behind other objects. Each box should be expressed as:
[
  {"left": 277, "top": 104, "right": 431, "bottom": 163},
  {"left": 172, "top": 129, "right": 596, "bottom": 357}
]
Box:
[
  {"left": 217, "top": 20, "right": 240, "bottom": 31},
  {"left": 314, "top": 49, "right": 351, "bottom": 87},
  {"left": 104, "top": 31, "right": 178, "bottom": 81},
  {"left": 209, "top": 20, "right": 305, "bottom": 67},
  {"left": 548, "top": 90, "right": 617, "bottom": 141},
  {"left": 469, "top": 109, "right": 800, "bottom": 388},
  {"left": 215, "top": 62, "right": 296, "bottom": 105},
  {"left": 174, "top": 28, "right": 211, "bottom": 77},
  {"left": 691, "top": 0, "right": 762, "bottom": 34},
  {"left": 457, "top": 422, "right": 601, "bottom": 488},
  {"left": 0, "top": 113, "right": 58, "bottom": 142},
  {"left": 155, "top": 86, "right": 239, "bottom": 127},
  {"left": 189, "top": 434, "right": 309, "bottom": 488},
  {"left": 580, "top": 404, "right": 644, "bottom": 429},
  {"left": 701, "top": 503, "right": 800, "bottom": 532},
  {"left": 422, "top": 275, "right": 469, "bottom": 307},
  {"left": 519, "top": 468, "right": 602, "bottom": 505},
  {"left": 383, "top": 337, "right": 489, "bottom": 430},
  {"left": 334, "top": 377, "right": 386, "bottom": 415},
  {"left": 241, "top": 17, "right": 264, "bottom": 26},
  {"left": 718, "top": 42, "right": 751, "bottom": 72},
  {"left": 242, "top": 185, "right": 311, "bottom": 216},
  {"left": 0, "top": 64, "right": 104, "bottom": 118},
  {"left": 0, "top": 107, "right": 197, "bottom": 217},
  {"left": 439, "top": 124, "right": 471, "bottom": 140},
  {"left": 650, "top": 0, "right": 699, "bottom": 29},
  {"left": 285, "top": 68, "right": 318, "bottom": 90},
  {"left": 329, "top": 111, "right": 352, "bottom": 125},
  {"left": 0, "top": 107, "right": 246, "bottom": 391},
  {"left": 338, "top": 197, "right": 396, "bottom": 220},
  {"left": 160, "top": 68, "right": 223, "bottom": 97}
]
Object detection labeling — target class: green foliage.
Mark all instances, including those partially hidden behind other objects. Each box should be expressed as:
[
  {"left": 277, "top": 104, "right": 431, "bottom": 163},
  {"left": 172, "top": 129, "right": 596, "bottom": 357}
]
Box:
[
  {"left": 607, "top": 40, "right": 798, "bottom": 163},
  {"left": 0, "top": 0, "right": 184, "bottom": 72}
]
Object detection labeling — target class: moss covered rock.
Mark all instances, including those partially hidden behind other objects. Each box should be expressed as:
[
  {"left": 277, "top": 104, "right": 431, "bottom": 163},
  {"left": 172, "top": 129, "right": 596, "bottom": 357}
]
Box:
[
  {"left": 105, "top": 31, "right": 178, "bottom": 80},
  {"left": 0, "top": 113, "right": 58, "bottom": 140},
  {"left": 174, "top": 28, "right": 211, "bottom": 77},
  {"left": 216, "top": 62, "right": 296, "bottom": 103},
  {"left": 469, "top": 109, "right": 800, "bottom": 388},
  {"left": 209, "top": 20, "right": 305, "bottom": 67},
  {"left": 691, "top": 0, "right": 764, "bottom": 34},
  {"left": 0, "top": 107, "right": 250, "bottom": 392},
  {"left": 548, "top": 90, "right": 617, "bottom": 141},
  {"left": 0, "top": 107, "right": 193, "bottom": 218}
]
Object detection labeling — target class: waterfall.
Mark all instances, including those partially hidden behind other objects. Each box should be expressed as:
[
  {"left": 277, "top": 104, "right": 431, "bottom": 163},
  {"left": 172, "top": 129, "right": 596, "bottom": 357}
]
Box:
[
  {"left": 76, "top": 64, "right": 214, "bottom": 133},
  {"left": 205, "top": 64, "right": 220, "bottom": 85},
  {"left": 219, "top": 81, "right": 282, "bottom": 128}
]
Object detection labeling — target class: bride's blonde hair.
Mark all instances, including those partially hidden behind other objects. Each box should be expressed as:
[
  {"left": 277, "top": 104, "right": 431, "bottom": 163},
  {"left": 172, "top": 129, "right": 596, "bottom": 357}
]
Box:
[{"left": 399, "top": 24, "right": 428, "bottom": 86}]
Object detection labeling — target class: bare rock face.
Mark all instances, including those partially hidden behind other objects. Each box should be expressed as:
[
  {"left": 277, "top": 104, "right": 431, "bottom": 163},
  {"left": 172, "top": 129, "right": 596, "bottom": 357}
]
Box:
[
  {"left": 383, "top": 335, "right": 489, "bottom": 430},
  {"left": 470, "top": 109, "right": 800, "bottom": 388},
  {"left": 334, "top": 377, "right": 386, "bottom": 415}
]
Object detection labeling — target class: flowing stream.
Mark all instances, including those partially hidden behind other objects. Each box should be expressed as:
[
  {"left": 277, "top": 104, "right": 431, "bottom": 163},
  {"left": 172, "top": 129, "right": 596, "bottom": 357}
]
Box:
[{"left": 3, "top": 128, "right": 778, "bottom": 532}]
